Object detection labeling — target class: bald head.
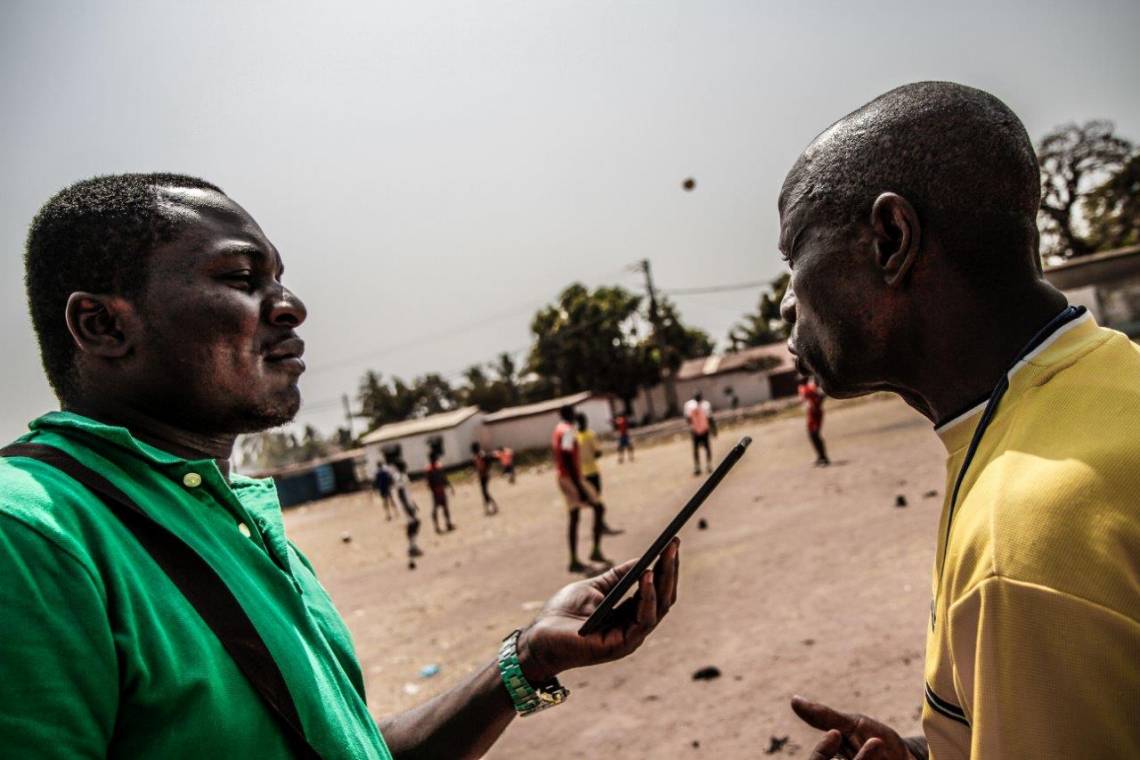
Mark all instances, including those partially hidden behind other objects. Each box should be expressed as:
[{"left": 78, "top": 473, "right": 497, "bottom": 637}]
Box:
[{"left": 781, "top": 81, "right": 1041, "bottom": 279}]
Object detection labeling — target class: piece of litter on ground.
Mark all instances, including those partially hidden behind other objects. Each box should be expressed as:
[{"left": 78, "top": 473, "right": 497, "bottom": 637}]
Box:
[
  {"left": 691, "top": 666, "right": 721, "bottom": 681},
  {"left": 765, "top": 735, "right": 789, "bottom": 754},
  {"left": 402, "top": 682, "right": 420, "bottom": 696},
  {"left": 923, "top": 489, "right": 939, "bottom": 498},
  {"left": 697, "top": 518, "right": 708, "bottom": 530},
  {"left": 895, "top": 495, "right": 908, "bottom": 508},
  {"left": 521, "top": 600, "right": 544, "bottom": 611},
  {"left": 419, "top": 664, "right": 440, "bottom": 679}
]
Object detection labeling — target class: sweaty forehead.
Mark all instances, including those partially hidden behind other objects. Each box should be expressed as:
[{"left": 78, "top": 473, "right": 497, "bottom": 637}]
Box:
[
  {"left": 158, "top": 187, "right": 273, "bottom": 250},
  {"left": 779, "top": 121, "right": 852, "bottom": 210}
]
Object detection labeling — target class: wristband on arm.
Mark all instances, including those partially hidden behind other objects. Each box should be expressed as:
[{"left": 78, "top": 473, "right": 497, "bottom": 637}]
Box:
[{"left": 497, "top": 630, "right": 569, "bottom": 717}]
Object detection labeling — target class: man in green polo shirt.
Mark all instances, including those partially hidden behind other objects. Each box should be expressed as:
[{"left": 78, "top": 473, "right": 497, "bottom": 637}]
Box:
[{"left": 0, "top": 173, "right": 681, "bottom": 758}]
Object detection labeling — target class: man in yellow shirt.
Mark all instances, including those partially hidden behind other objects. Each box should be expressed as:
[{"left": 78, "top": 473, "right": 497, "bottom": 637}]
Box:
[
  {"left": 576, "top": 412, "right": 602, "bottom": 494},
  {"left": 779, "top": 82, "right": 1139, "bottom": 759},
  {"left": 577, "top": 412, "right": 622, "bottom": 537}
]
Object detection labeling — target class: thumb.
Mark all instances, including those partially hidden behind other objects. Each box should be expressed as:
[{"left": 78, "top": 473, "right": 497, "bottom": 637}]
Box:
[
  {"left": 808, "top": 729, "right": 844, "bottom": 760},
  {"left": 589, "top": 558, "right": 639, "bottom": 594},
  {"left": 791, "top": 695, "right": 858, "bottom": 733}
]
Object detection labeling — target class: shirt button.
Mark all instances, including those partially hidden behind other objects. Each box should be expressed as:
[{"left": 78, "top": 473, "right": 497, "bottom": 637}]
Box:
[
  {"left": 182, "top": 472, "right": 203, "bottom": 488},
  {"left": 238, "top": 522, "right": 252, "bottom": 538}
]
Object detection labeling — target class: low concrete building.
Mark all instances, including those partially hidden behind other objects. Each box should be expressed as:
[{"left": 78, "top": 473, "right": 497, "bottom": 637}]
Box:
[
  {"left": 482, "top": 391, "right": 615, "bottom": 453},
  {"left": 631, "top": 342, "right": 798, "bottom": 422},
  {"left": 1045, "top": 245, "right": 1140, "bottom": 338},
  {"left": 360, "top": 406, "right": 483, "bottom": 475}
]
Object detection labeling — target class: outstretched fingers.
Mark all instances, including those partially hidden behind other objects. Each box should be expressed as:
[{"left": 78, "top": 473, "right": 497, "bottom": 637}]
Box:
[{"left": 792, "top": 695, "right": 858, "bottom": 734}]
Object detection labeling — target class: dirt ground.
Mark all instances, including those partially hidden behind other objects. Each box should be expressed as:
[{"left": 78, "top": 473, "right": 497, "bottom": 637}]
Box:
[{"left": 285, "top": 396, "right": 949, "bottom": 758}]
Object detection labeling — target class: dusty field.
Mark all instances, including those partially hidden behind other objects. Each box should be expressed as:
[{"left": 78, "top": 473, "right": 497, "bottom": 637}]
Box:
[{"left": 286, "top": 396, "right": 949, "bottom": 758}]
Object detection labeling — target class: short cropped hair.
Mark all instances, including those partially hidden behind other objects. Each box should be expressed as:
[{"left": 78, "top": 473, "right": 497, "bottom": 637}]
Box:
[
  {"left": 782, "top": 82, "right": 1041, "bottom": 280},
  {"left": 25, "top": 173, "right": 223, "bottom": 400}
]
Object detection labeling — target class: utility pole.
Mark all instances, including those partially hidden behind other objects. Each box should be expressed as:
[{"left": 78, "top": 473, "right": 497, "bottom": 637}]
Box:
[
  {"left": 341, "top": 393, "right": 355, "bottom": 441},
  {"left": 637, "top": 258, "right": 680, "bottom": 417}
]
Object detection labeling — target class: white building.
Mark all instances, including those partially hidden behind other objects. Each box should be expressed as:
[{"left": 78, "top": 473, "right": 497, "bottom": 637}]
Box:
[
  {"left": 360, "top": 406, "right": 483, "bottom": 475},
  {"left": 482, "top": 392, "right": 615, "bottom": 453},
  {"left": 630, "top": 342, "right": 798, "bottom": 422}
]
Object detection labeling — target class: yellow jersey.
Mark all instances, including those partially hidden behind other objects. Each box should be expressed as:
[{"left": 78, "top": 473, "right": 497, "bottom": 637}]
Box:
[
  {"left": 924, "top": 312, "right": 1140, "bottom": 759},
  {"left": 577, "top": 430, "right": 600, "bottom": 476}
]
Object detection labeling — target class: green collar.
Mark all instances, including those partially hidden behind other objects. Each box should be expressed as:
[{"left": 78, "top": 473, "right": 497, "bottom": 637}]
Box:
[{"left": 25, "top": 411, "right": 269, "bottom": 490}]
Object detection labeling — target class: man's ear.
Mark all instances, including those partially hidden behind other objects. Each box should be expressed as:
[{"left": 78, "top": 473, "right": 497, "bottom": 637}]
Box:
[
  {"left": 870, "top": 192, "right": 921, "bottom": 287},
  {"left": 64, "top": 292, "right": 137, "bottom": 359}
]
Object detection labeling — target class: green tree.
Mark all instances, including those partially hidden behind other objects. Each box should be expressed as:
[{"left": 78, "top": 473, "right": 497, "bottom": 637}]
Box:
[
  {"left": 527, "top": 283, "right": 656, "bottom": 410},
  {"left": 299, "top": 425, "right": 328, "bottom": 461},
  {"left": 357, "top": 370, "right": 417, "bottom": 429},
  {"left": 652, "top": 297, "right": 715, "bottom": 372},
  {"left": 727, "top": 272, "right": 790, "bottom": 350},
  {"left": 492, "top": 352, "right": 522, "bottom": 406},
  {"left": 1083, "top": 153, "right": 1140, "bottom": 251},
  {"left": 356, "top": 370, "right": 459, "bottom": 429},
  {"left": 410, "top": 373, "right": 459, "bottom": 417},
  {"left": 1038, "top": 120, "right": 1134, "bottom": 258},
  {"left": 459, "top": 364, "right": 514, "bottom": 413},
  {"left": 332, "top": 427, "right": 355, "bottom": 450},
  {"left": 239, "top": 431, "right": 302, "bottom": 470}
]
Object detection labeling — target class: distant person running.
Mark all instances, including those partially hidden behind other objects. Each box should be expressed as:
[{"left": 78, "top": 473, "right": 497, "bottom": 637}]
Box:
[
  {"left": 683, "top": 391, "right": 716, "bottom": 475},
  {"left": 496, "top": 446, "right": 516, "bottom": 484},
  {"left": 798, "top": 375, "right": 830, "bottom": 466},
  {"left": 553, "top": 405, "right": 611, "bottom": 573},
  {"left": 392, "top": 460, "right": 424, "bottom": 567},
  {"left": 614, "top": 413, "right": 634, "bottom": 463},
  {"left": 470, "top": 442, "right": 500, "bottom": 516},
  {"left": 425, "top": 451, "right": 456, "bottom": 534},
  {"left": 373, "top": 460, "right": 396, "bottom": 520}
]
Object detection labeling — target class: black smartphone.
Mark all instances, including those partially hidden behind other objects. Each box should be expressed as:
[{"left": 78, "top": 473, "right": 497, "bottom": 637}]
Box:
[{"left": 577, "top": 435, "right": 753, "bottom": 636}]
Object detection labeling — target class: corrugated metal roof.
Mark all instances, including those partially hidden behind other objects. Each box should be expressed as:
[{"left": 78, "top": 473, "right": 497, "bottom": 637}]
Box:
[
  {"left": 1044, "top": 244, "right": 1140, "bottom": 274},
  {"left": 482, "top": 391, "right": 596, "bottom": 424},
  {"left": 676, "top": 342, "right": 792, "bottom": 380},
  {"left": 359, "top": 406, "right": 482, "bottom": 445}
]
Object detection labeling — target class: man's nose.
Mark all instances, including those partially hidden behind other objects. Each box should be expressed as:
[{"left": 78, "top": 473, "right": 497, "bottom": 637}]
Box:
[
  {"left": 780, "top": 280, "right": 797, "bottom": 326},
  {"left": 266, "top": 285, "right": 307, "bottom": 327}
]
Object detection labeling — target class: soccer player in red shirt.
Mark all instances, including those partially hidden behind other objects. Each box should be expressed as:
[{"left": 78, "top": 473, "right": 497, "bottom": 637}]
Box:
[
  {"left": 614, "top": 413, "right": 634, "bottom": 463},
  {"left": 798, "top": 375, "right": 830, "bottom": 466},
  {"left": 552, "top": 405, "right": 611, "bottom": 573},
  {"left": 425, "top": 451, "right": 456, "bottom": 533}
]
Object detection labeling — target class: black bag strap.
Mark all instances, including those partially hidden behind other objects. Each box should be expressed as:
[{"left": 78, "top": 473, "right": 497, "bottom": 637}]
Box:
[{"left": 1, "top": 443, "right": 322, "bottom": 760}]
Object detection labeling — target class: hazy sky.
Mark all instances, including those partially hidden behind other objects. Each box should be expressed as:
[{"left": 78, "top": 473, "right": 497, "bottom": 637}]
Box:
[{"left": 3, "top": 0, "right": 1139, "bottom": 442}]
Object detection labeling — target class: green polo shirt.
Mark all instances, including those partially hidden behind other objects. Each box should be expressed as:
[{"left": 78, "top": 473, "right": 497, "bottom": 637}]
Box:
[{"left": 0, "top": 412, "right": 392, "bottom": 759}]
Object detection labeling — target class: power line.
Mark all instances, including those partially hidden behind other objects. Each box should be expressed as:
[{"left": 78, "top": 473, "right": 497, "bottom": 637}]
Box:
[
  {"left": 303, "top": 265, "right": 636, "bottom": 377},
  {"left": 662, "top": 280, "right": 769, "bottom": 296},
  {"left": 303, "top": 300, "right": 543, "bottom": 377}
]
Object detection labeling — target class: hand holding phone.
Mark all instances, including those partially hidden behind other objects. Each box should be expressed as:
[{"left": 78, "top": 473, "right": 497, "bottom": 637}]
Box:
[{"left": 578, "top": 436, "right": 752, "bottom": 636}]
